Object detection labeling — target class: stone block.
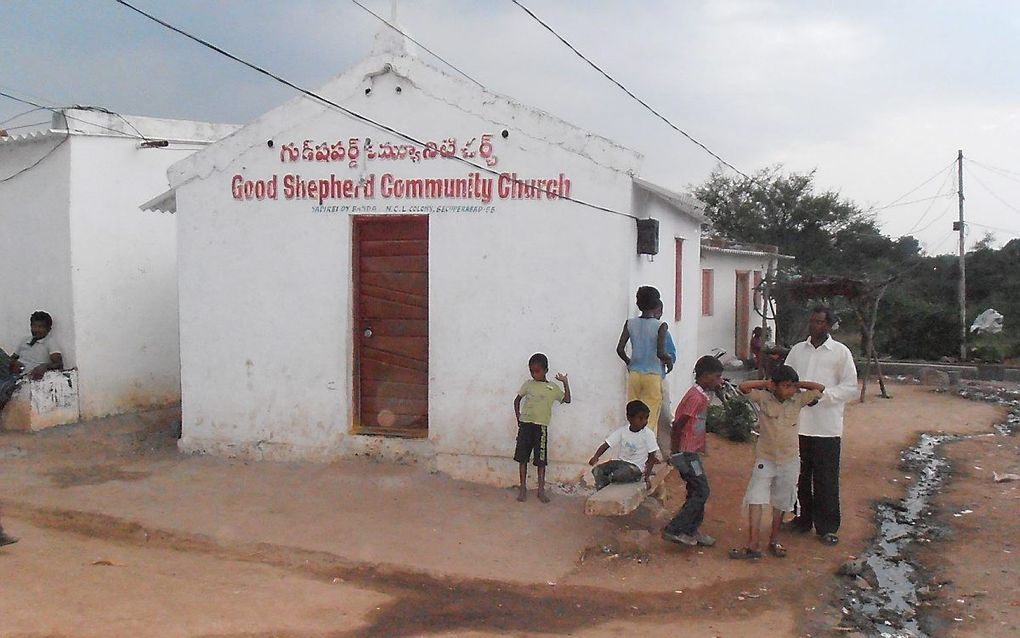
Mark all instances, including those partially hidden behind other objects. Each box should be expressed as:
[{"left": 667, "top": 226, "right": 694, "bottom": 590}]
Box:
[
  {"left": 0, "top": 370, "right": 80, "bottom": 432},
  {"left": 585, "top": 464, "right": 672, "bottom": 516},
  {"left": 918, "top": 368, "right": 950, "bottom": 388}
]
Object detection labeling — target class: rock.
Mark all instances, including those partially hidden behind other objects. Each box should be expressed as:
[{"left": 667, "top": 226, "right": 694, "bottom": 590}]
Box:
[
  {"left": 838, "top": 558, "right": 868, "bottom": 577},
  {"left": 629, "top": 496, "right": 669, "bottom": 530},
  {"left": 919, "top": 368, "right": 951, "bottom": 388}
]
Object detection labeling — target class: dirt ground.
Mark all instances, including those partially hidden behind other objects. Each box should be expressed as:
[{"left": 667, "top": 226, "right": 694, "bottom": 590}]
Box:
[
  {"left": 916, "top": 433, "right": 1020, "bottom": 637},
  {"left": 0, "top": 384, "right": 1011, "bottom": 637}
]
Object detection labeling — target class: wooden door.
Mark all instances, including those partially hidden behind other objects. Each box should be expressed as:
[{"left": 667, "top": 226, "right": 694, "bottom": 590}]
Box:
[
  {"left": 352, "top": 216, "right": 428, "bottom": 437},
  {"left": 735, "top": 271, "right": 751, "bottom": 360}
]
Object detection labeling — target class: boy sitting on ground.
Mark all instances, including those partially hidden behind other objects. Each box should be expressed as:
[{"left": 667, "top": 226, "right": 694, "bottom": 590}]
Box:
[
  {"left": 588, "top": 400, "right": 659, "bottom": 490},
  {"left": 729, "top": 365, "right": 824, "bottom": 560}
]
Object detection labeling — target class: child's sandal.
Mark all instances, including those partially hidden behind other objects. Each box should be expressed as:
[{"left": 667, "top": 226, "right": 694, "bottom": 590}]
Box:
[
  {"left": 768, "top": 542, "right": 787, "bottom": 558},
  {"left": 728, "top": 547, "right": 763, "bottom": 560}
]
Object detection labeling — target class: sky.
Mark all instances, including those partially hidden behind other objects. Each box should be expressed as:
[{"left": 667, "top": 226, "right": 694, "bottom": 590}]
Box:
[{"left": 2, "top": 0, "right": 1019, "bottom": 254}]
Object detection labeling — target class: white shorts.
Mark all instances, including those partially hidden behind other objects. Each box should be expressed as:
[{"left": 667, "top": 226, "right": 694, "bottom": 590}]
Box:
[{"left": 742, "top": 457, "right": 799, "bottom": 512}]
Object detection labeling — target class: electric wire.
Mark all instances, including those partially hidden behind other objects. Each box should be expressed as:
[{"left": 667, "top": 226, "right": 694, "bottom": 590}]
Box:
[
  {"left": 0, "top": 107, "right": 47, "bottom": 126},
  {"left": 965, "top": 169, "right": 1020, "bottom": 215},
  {"left": 0, "top": 129, "right": 70, "bottom": 183},
  {"left": 870, "top": 192, "right": 956, "bottom": 213},
  {"left": 1, "top": 121, "right": 51, "bottom": 132},
  {"left": 112, "top": 0, "right": 639, "bottom": 220},
  {"left": 509, "top": 0, "right": 749, "bottom": 180},
  {"left": 348, "top": 0, "right": 483, "bottom": 88},
  {"left": 965, "top": 158, "right": 1020, "bottom": 186},
  {"left": 966, "top": 157, "right": 1020, "bottom": 179},
  {"left": 901, "top": 165, "right": 956, "bottom": 236},
  {"left": 966, "top": 221, "right": 1020, "bottom": 236},
  {"left": 0, "top": 90, "right": 152, "bottom": 141},
  {"left": 865, "top": 160, "right": 957, "bottom": 213}
]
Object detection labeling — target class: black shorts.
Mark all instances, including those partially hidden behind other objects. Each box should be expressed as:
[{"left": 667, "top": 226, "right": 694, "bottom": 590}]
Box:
[{"left": 514, "top": 422, "right": 548, "bottom": 467}]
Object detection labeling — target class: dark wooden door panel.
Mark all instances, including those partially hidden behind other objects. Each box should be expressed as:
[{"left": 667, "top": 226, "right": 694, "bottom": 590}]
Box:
[{"left": 353, "top": 216, "right": 429, "bottom": 437}]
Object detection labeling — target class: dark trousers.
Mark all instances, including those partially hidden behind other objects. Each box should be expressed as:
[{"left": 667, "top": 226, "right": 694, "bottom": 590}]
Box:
[
  {"left": 592, "top": 460, "right": 643, "bottom": 490},
  {"left": 797, "top": 435, "right": 841, "bottom": 535},
  {"left": 664, "top": 452, "right": 710, "bottom": 536}
]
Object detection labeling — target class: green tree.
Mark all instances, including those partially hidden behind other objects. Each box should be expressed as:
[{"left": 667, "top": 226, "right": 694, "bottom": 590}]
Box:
[{"left": 692, "top": 165, "right": 923, "bottom": 345}]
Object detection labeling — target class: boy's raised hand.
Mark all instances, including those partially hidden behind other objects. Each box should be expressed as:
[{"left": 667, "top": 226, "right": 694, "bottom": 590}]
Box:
[{"left": 555, "top": 372, "right": 568, "bottom": 383}]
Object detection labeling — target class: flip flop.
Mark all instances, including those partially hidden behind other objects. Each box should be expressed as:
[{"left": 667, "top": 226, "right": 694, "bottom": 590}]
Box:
[
  {"left": 820, "top": 533, "right": 839, "bottom": 546},
  {"left": 768, "top": 542, "right": 787, "bottom": 558},
  {"left": 728, "top": 547, "right": 763, "bottom": 560}
]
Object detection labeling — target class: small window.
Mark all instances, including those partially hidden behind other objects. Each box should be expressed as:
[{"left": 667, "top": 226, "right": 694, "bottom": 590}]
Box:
[
  {"left": 674, "top": 239, "right": 683, "bottom": 321},
  {"left": 701, "top": 269, "right": 714, "bottom": 316}
]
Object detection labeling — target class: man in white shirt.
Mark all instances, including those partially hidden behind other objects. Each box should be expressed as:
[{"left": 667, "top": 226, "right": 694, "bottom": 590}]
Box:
[
  {"left": 783, "top": 306, "right": 858, "bottom": 546},
  {"left": 2, "top": 311, "right": 64, "bottom": 412},
  {"left": 0, "top": 310, "right": 64, "bottom": 548}
]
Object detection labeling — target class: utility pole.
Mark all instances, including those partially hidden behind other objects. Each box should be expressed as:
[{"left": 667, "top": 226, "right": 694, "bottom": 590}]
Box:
[{"left": 956, "top": 149, "right": 967, "bottom": 360}]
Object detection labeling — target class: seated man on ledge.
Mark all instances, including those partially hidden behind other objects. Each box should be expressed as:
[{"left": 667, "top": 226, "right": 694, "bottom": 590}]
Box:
[{"left": 1, "top": 311, "right": 64, "bottom": 411}]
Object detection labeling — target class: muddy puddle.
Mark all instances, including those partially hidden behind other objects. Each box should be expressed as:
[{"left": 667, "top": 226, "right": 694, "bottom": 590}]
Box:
[{"left": 837, "top": 385, "right": 1020, "bottom": 637}]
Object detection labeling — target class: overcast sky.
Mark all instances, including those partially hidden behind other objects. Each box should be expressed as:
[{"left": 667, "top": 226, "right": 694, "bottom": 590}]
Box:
[{"left": 3, "top": 0, "right": 1018, "bottom": 253}]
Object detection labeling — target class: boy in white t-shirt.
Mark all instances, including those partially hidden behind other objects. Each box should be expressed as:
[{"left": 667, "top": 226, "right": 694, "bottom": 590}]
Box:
[{"left": 588, "top": 400, "right": 660, "bottom": 490}]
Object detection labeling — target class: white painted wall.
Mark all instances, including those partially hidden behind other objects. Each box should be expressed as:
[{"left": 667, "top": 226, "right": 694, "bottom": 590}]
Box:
[
  {"left": 697, "top": 249, "right": 777, "bottom": 362},
  {"left": 624, "top": 189, "right": 705, "bottom": 436},
  {"left": 0, "top": 135, "right": 75, "bottom": 367},
  {"left": 174, "top": 52, "right": 687, "bottom": 485},
  {"left": 67, "top": 136, "right": 197, "bottom": 418}
]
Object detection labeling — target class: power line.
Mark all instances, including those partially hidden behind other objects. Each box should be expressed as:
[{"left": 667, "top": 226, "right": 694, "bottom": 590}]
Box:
[
  {"left": 870, "top": 192, "right": 956, "bottom": 213},
  {"left": 865, "top": 160, "right": 957, "bottom": 213},
  {"left": 0, "top": 129, "right": 70, "bottom": 183},
  {"left": 966, "top": 221, "right": 1020, "bottom": 236},
  {"left": 900, "top": 164, "right": 956, "bottom": 235},
  {"left": 910, "top": 200, "right": 955, "bottom": 236},
  {"left": 966, "top": 168, "right": 1020, "bottom": 215},
  {"left": 112, "top": 0, "right": 639, "bottom": 220},
  {"left": 0, "top": 107, "right": 47, "bottom": 127},
  {"left": 965, "top": 158, "right": 1020, "bottom": 186},
  {"left": 509, "top": 0, "right": 749, "bottom": 180},
  {"left": 348, "top": 0, "right": 483, "bottom": 88},
  {"left": 967, "top": 157, "right": 1020, "bottom": 179},
  {"left": 1, "top": 120, "right": 51, "bottom": 132},
  {"left": 0, "top": 90, "right": 150, "bottom": 141}
]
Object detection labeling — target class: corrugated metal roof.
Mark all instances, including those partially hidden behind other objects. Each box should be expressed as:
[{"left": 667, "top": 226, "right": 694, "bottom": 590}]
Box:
[
  {"left": 701, "top": 244, "right": 795, "bottom": 260},
  {"left": 0, "top": 128, "right": 63, "bottom": 145},
  {"left": 139, "top": 188, "right": 177, "bottom": 214}
]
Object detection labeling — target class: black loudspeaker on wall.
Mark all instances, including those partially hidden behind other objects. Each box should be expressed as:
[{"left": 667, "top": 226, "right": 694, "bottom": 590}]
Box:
[{"left": 636, "top": 218, "right": 659, "bottom": 256}]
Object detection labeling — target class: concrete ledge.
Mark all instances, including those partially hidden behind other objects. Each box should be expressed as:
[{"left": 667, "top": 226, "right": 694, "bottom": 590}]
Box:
[
  {"left": 1, "top": 370, "right": 80, "bottom": 432},
  {"left": 435, "top": 453, "right": 590, "bottom": 488},
  {"left": 585, "top": 464, "right": 671, "bottom": 516}
]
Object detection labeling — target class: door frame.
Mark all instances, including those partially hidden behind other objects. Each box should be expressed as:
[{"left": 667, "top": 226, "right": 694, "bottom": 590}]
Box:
[{"left": 735, "top": 270, "right": 751, "bottom": 360}]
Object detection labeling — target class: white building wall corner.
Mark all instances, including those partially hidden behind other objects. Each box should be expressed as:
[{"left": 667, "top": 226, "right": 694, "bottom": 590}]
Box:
[
  {"left": 67, "top": 136, "right": 186, "bottom": 419},
  {"left": 627, "top": 187, "right": 704, "bottom": 425},
  {"left": 0, "top": 137, "right": 76, "bottom": 369},
  {"left": 696, "top": 250, "right": 778, "bottom": 361}
]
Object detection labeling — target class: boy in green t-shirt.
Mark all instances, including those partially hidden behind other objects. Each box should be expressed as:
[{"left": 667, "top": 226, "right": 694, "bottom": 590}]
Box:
[{"left": 513, "top": 353, "right": 571, "bottom": 503}]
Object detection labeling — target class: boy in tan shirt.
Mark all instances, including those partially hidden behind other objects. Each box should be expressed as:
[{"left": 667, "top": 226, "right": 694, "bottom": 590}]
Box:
[{"left": 729, "top": 365, "right": 824, "bottom": 559}]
